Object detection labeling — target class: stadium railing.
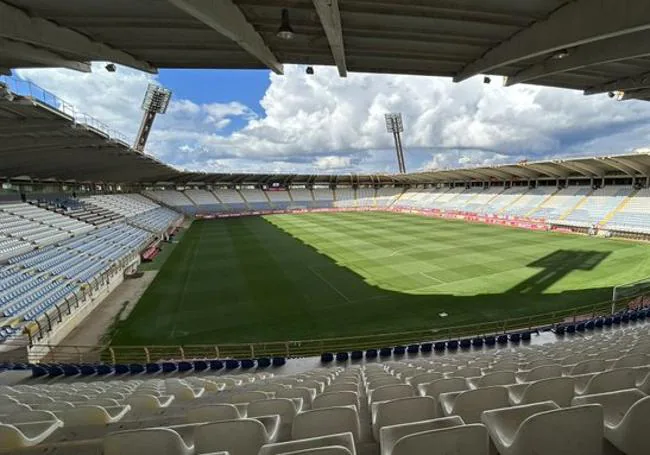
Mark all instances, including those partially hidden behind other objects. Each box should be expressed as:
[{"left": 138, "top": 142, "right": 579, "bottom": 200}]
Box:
[{"left": 1, "top": 295, "right": 643, "bottom": 365}]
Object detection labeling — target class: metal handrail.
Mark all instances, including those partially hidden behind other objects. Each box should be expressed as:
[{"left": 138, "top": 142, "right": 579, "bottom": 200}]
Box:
[{"left": 0, "top": 75, "right": 131, "bottom": 144}]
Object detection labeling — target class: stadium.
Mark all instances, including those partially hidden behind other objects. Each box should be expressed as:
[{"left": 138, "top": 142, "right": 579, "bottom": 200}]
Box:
[{"left": 2, "top": 1, "right": 650, "bottom": 454}]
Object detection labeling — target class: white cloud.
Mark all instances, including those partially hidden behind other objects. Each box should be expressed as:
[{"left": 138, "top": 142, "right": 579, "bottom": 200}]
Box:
[{"left": 14, "top": 63, "right": 650, "bottom": 174}]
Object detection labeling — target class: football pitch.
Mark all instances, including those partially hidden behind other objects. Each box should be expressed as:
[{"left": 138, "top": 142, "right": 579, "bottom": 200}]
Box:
[{"left": 111, "top": 212, "right": 650, "bottom": 345}]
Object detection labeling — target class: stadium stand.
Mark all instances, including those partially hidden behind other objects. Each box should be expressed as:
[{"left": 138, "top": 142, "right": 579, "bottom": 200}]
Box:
[
  {"left": 267, "top": 190, "right": 293, "bottom": 210},
  {"left": 213, "top": 189, "right": 249, "bottom": 212},
  {"left": 184, "top": 190, "right": 222, "bottom": 213},
  {"left": 606, "top": 188, "right": 650, "bottom": 234},
  {"left": 375, "top": 188, "right": 403, "bottom": 208},
  {"left": 240, "top": 189, "right": 272, "bottom": 211},
  {"left": 1, "top": 317, "right": 650, "bottom": 454},
  {"left": 312, "top": 189, "right": 335, "bottom": 209},
  {"left": 143, "top": 190, "right": 197, "bottom": 215},
  {"left": 560, "top": 187, "right": 633, "bottom": 228},
  {"left": 289, "top": 188, "right": 315, "bottom": 209},
  {"left": 334, "top": 188, "right": 356, "bottom": 208}
]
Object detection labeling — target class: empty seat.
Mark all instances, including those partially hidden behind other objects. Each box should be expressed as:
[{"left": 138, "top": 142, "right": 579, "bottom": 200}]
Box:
[
  {"left": 576, "top": 368, "right": 638, "bottom": 395},
  {"left": 260, "top": 432, "right": 356, "bottom": 455},
  {"left": 516, "top": 364, "right": 563, "bottom": 382},
  {"left": 195, "top": 418, "right": 269, "bottom": 455},
  {"left": 313, "top": 392, "right": 358, "bottom": 411},
  {"left": 56, "top": 405, "right": 130, "bottom": 425},
  {"left": 568, "top": 359, "right": 606, "bottom": 375},
  {"left": 508, "top": 377, "right": 575, "bottom": 407},
  {"left": 612, "top": 354, "right": 648, "bottom": 369},
  {"left": 126, "top": 394, "right": 174, "bottom": 412},
  {"left": 573, "top": 389, "right": 650, "bottom": 455},
  {"left": 439, "top": 386, "right": 510, "bottom": 423},
  {"left": 417, "top": 377, "right": 469, "bottom": 399},
  {"left": 104, "top": 428, "right": 192, "bottom": 455},
  {"left": 276, "top": 387, "right": 316, "bottom": 410},
  {"left": 379, "top": 416, "right": 464, "bottom": 455},
  {"left": 186, "top": 404, "right": 242, "bottom": 423},
  {"left": 279, "top": 447, "right": 352, "bottom": 455},
  {"left": 391, "top": 424, "right": 489, "bottom": 455},
  {"left": 292, "top": 406, "right": 360, "bottom": 442},
  {"left": 482, "top": 403, "right": 603, "bottom": 455},
  {"left": 468, "top": 371, "right": 516, "bottom": 388},
  {"left": 407, "top": 372, "right": 444, "bottom": 389},
  {"left": 369, "top": 384, "right": 414, "bottom": 406},
  {"left": 373, "top": 396, "right": 437, "bottom": 441},
  {"left": 248, "top": 398, "right": 298, "bottom": 441}
]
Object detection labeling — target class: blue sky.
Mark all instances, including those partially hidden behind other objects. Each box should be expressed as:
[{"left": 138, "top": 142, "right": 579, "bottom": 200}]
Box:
[{"left": 13, "top": 63, "right": 650, "bottom": 174}]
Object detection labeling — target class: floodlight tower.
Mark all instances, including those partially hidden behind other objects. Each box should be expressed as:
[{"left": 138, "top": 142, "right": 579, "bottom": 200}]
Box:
[
  {"left": 385, "top": 113, "right": 406, "bottom": 173},
  {"left": 134, "top": 83, "right": 172, "bottom": 152}
]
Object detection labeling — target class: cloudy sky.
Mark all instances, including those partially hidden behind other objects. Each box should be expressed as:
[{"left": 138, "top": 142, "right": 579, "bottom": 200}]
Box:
[{"left": 13, "top": 63, "right": 650, "bottom": 174}]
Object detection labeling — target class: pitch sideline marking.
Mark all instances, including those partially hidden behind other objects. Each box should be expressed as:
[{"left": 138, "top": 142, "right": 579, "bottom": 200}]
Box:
[
  {"left": 419, "top": 271, "right": 444, "bottom": 284},
  {"left": 308, "top": 265, "right": 352, "bottom": 303},
  {"left": 170, "top": 224, "right": 205, "bottom": 338}
]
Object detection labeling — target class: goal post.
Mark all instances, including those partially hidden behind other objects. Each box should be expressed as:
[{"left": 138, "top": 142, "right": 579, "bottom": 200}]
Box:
[{"left": 612, "top": 276, "right": 650, "bottom": 314}]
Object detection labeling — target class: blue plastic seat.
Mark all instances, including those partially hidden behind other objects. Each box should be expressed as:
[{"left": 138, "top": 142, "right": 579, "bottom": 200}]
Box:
[
  {"left": 336, "top": 352, "right": 349, "bottom": 362},
  {"left": 80, "top": 365, "right": 96, "bottom": 376},
  {"left": 162, "top": 362, "right": 177, "bottom": 373},
  {"left": 393, "top": 346, "right": 406, "bottom": 356},
  {"left": 420, "top": 342, "right": 433, "bottom": 352},
  {"left": 178, "top": 361, "right": 193, "bottom": 372},
  {"left": 472, "top": 337, "right": 484, "bottom": 347},
  {"left": 193, "top": 360, "right": 208, "bottom": 371},
  {"left": 146, "top": 363, "right": 161, "bottom": 374},
  {"left": 48, "top": 365, "right": 64, "bottom": 377},
  {"left": 256, "top": 358, "right": 271, "bottom": 368},
  {"left": 351, "top": 350, "right": 364, "bottom": 360},
  {"left": 209, "top": 360, "right": 223, "bottom": 371},
  {"left": 96, "top": 364, "right": 113, "bottom": 375},
  {"left": 365, "top": 349, "right": 378, "bottom": 358},
  {"left": 484, "top": 335, "right": 496, "bottom": 346},
  {"left": 521, "top": 331, "right": 532, "bottom": 341},
  {"left": 407, "top": 344, "right": 420, "bottom": 354},
  {"left": 509, "top": 333, "right": 521, "bottom": 343},
  {"left": 460, "top": 339, "right": 471, "bottom": 348},
  {"left": 129, "top": 363, "right": 145, "bottom": 374},
  {"left": 272, "top": 357, "right": 286, "bottom": 367},
  {"left": 225, "top": 359, "right": 239, "bottom": 369},
  {"left": 497, "top": 335, "right": 508, "bottom": 345},
  {"left": 447, "top": 340, "right": 459, "bottom": 350},
  {"left": 379, "top": 347, "right": 392, "bottom": 357},
  {"left": 62, "top": 364, "right": 79, "bottom": 376},
  {"left": 31, "top": 366, "right": 47, "bottom": 377},
  {"left": 240, "top": 359, "right": 255, "bottom": 369},
  {"left": 433, "top": 341, "right": 446, "bottom": 351},
  {"left": 566, "top": 324, "right": 576, "bottom": 334},
  {"left": 555, "top": 326, "right": 566, "bottom": 335}
]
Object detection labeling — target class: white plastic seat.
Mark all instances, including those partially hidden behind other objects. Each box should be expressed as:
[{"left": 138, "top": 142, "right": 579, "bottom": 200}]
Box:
[
  {"left": 0, "top": 420, "right": 64, "bottom": 450},
  {"left": 568, "top": 359, "right": 606, "bottom": 375},
  {"left": 126, "top": 394, "right": 174, "bottom": 411},
  {"left": 372, "top": 396, "right": 437, "bottom": 441},
  {"left": 439, "top": 386, "right": 510, "bottom": 423},
  {"left": 417, "top": 377, "right": 469, "bottom": 399},
  {"left": 407, "top": 372, "right": 444, "bottom": 389},
  {"left": 325, "top": 384, "right": 359, "bottom": 394},
  {"left": 379, "top": 416, "right": 464, "bottom": 455},
  {"left": 468, "top": 371, "right": 516, "bottom": 388},
  {"left": 104, "top": 427, "right": 193, "bottom": 455},
  {"left": 508, "top": 377, "right": 575, "bottom": 407},
  {"left": 166, "top": 382, "right": 205, "bottom": 401},
  {"left": 391, "top": 423, "right": 489, "bottom": 455},
  {"left": 260, "top": 432, "right": 356, "bottom": 455},
  {"left": 186, "top": 403, "right": 242, "bottom": 423},
  {"left": 276, "top": 387, "right": 316, "bottom": 410},
  {"left": 292, "top": 406, "right": 360, "bottom": 442},
  {"left": 195, "top": 418, "right": 268, "bottom": 455},
  {"left": 279, "top": 447, "right": 352, "bottom": 455},
  {"left": 248, "top": 398, "right": 298, "bottom": 441},
  {"left": 572, "top": 388, "right": 649, "bottom": 455},
  {"left": 369, "top": 384, "right": 414, "bottom": 405},
  {"left": 482, "top": 403, "right": 603, "bottom": 455},
  {"left": 301, "top": 380, "right": 325, "bottom": 394},
  {"left": 449, "top": 366, "right": 482, "bottom": 378},
  {"left": 612, "top": 353, "right": 648, "bottom": 369},
  {"left": 313, "top": 392, "right": 358, "bottom": 411},
  {"left": 56, "top": 404, "right": 131, "bottom": 425},
  {"left": 516, "top": 364, "right": 563, "bottom": 382},
  {"left": 576, "top": 367, "right": 638, "bottom": 395}
]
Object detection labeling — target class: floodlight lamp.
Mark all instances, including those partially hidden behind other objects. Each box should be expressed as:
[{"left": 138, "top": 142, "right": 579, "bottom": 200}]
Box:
[
  {"left": 105, "top": 63, "right": 116, "bottom": 72},
  {"left": 384, "top": 113, "right": 404, "bottom": 133},
  {"left": 277, "top": 9, "right": 295, "bottom": 40},
  {"left": 483, "top": 76, "right": 491, "bottom": 84},
  {"left": 141, "top": 83, "right": 172, "bottom": 114}
]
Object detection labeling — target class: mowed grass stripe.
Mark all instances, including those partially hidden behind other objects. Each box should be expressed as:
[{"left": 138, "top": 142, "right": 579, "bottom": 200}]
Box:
[{"left": 111, "top": 213, "right": 650, "bottom": 345}]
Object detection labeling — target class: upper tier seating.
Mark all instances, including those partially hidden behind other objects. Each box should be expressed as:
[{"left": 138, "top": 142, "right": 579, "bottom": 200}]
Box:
[
  {"left": 213, "top": 189, "right": 248, "bottom": 212},
  {"left": 605, "top": 188, "right": 650, "bottom": 233},
  {"left": 288, "top": 189, "right": 315, "bottom": 209},
  {"left": 334, "top": 189, "right": 356, "bottom": 208},
  {"left": 266, "top": 190, "right": 292, "bottom": 210},
  {"left": 561, "top": 186, "right": 633, "bottom": 227},
  {"left": 184, "top": 190, "right": 222, "bottom": 212},
  {"left": 3, "top": 319, "right": 650, "bottom": 454},
  {"left": 375, "top": 188, "right": 403, "bottom": 208},
  {"left": 143, "top": 190, "right": 197, "bottom": 215},
  {"left": 240, "top": 190, "right": 271, "bottom": 210},
  {"left": 312, "top": 189, "right": 334, "bottom": 209}
]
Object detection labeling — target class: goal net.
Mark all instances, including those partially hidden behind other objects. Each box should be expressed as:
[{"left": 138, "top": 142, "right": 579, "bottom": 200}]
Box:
[{"left": 612, "top": 276, "right": 650, "bottom": 308}]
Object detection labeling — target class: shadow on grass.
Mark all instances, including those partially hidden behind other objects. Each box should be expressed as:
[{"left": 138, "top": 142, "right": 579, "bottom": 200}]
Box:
[{"left": 111, "top": 216, "right": 622, "bottom": 345}]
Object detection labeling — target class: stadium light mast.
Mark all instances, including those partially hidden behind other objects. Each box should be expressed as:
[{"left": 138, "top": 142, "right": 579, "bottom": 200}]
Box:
[
  {"left": 385, "top": 113, "right": 406, "bottom": 173},
  {"left": 134, "top": 83, "right": 172, "bottom": 152}
]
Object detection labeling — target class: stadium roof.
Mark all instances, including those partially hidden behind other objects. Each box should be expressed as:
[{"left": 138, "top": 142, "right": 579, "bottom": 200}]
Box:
[
  {"left": 3, "top": 0, "right": 650, "bottom": 100},
  {"left": 3, "top": 77, "right": 650, "bottom": 186}
]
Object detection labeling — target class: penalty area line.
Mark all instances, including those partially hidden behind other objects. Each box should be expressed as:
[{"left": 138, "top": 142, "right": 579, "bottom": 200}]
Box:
[
  {"left": 308, "top": 265, "right": 352, "bottom": 303},
  {"left": 419, "top": 271, "right": 445, "bottom": 285}
]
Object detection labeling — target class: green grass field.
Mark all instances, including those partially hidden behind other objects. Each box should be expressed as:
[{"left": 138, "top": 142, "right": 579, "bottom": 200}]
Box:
[{"left": 111, "top": 212, "right": 650, "bottom": 346}]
